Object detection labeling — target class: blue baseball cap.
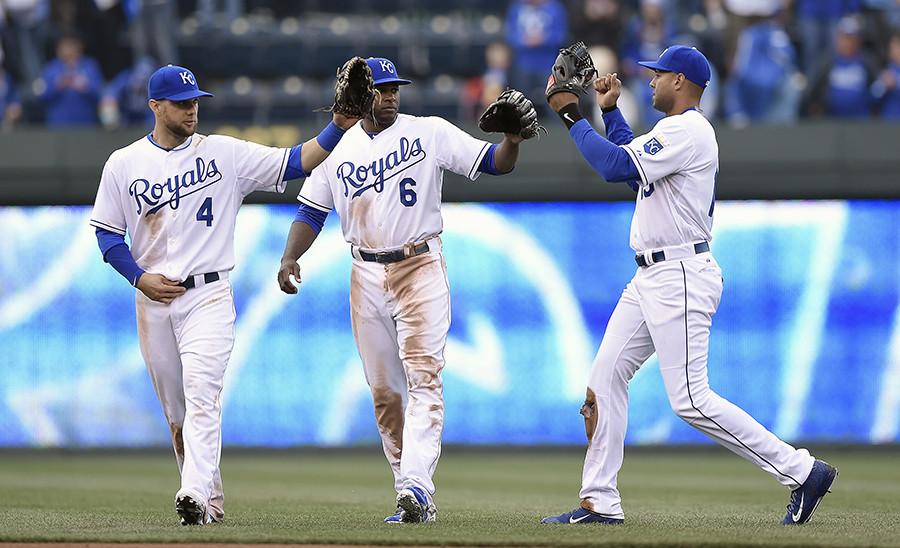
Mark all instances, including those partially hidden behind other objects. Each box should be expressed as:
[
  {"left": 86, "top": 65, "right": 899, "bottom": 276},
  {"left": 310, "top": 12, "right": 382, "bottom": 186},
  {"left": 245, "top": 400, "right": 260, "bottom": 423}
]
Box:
[
  {"left": 147, "top": 65, "right": 214, "bottom": 101},
  {"left": 637, "top": 46, "right": 711, "bottom": 89},
  {"left": 366, "top": 57, "right": 412, "bottom": 86}
]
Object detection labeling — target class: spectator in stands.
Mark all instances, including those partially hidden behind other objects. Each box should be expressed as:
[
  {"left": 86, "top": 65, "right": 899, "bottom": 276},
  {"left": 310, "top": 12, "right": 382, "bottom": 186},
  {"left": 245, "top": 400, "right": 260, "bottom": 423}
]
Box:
[
  {"left": 621, "top": 0, "right": 677, "bottom": 126},
  {"left": 100, "top": 56, "right": 156, "bottom": 129},
  {"left": 793, "top": 0, "right": 861, "bottom": 78},
  {"left": 1, "top": 60, "right": 24, "bottom": 132},
  {"left": 723, "top": 14, "right": 800, "bottom": 125},
  {"left": 481, "top": 41, "right": 512, "bottom": 110},
  {"left": 873, "top": 31, "right": 900, "bottom": 118},
  {"left": 128, "top": 0, "right": 179, "bottom": 65},
  {"left": 196, "top": 0, "right": 244, "bottom": 29},
  {"left": 571, "top": 0, "right": 622, "bottom": 51},
  {"left": 804, "top": 16, "right": 878, "bottom": 118},
  {"left": 0, "top": 0, "right": 51, "bottom": 85},
  {"left": 505, "top": 0, "right": 568, "bottom": 109},
  {"left": 586, "top": 45, "right": 639, "bottom": 130},
  {"left": 39, "top": 33, "right": 103, "bottom": 127}
]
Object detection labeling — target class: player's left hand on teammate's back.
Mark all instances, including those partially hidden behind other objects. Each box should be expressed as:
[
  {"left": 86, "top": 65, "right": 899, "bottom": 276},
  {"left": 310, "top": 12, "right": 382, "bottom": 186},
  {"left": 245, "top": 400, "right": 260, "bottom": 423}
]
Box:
[
  {"left": 136, "top": 273, "right": 186, "bottom": 304},
  {"left": 277, "top": 259, "right": 302, "bottom": 294},
  {"left": 478, "top": 88, "right": 546, "bottom": 141}
]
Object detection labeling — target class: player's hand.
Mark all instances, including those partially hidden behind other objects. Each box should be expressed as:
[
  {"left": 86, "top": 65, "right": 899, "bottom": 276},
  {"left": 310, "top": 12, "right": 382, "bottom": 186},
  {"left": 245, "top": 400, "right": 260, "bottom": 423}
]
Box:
[
  {"left": 278, "top": 259, "right": 302, "bottom": 294},
  {"left": 594, "top": 72, "right": 621, "bottom": 109},
  {"left": 332, "top": 111, "right": 361, "bottom": 130},
  {"left": 136, "top": 273, "right": 186, "bottom": 304}
]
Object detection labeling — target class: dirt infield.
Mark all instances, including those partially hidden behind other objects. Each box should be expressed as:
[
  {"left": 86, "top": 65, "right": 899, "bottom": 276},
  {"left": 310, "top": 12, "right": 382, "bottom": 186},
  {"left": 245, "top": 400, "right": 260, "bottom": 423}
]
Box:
[{"left": 0, "top": 545, "right": 448, "bottom": 548}]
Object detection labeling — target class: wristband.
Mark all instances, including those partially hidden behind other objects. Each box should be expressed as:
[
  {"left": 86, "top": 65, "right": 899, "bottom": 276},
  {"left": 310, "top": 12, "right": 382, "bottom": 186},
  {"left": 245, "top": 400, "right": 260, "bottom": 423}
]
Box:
[
  {"left": 601, "top": 105, "right": 619, "bottom": 114},
  {"left": 315, "top": 121, "right": 345, "bottom": 152},
  {"left": 557, "top": 103, "right": 584, "bottom": 129}
]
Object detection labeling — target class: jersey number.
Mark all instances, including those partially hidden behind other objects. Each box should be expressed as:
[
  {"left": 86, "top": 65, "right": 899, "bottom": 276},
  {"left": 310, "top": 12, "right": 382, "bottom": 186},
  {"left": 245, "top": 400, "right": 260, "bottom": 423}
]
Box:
[
  {"left": 196, "top": 197, "right": 214, "bottom": 227},
  {"left": 400, "top": 177, "right": 417, "bottom": 207},
  {"left": 640, "top": 183, "right": 655, "bottom": 199}
]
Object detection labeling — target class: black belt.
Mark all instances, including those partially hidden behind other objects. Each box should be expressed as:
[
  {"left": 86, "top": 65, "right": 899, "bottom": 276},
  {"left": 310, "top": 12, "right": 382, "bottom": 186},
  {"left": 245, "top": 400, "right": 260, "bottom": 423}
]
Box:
[
  {"left": 180, "top": 272, "right": 220, "bottom": 289},
  {"left": 358, "top": 242, "right": 430, "bottom": 264},
  {"left": 635, "top": 241, "right": 710, "bottom": 267}
]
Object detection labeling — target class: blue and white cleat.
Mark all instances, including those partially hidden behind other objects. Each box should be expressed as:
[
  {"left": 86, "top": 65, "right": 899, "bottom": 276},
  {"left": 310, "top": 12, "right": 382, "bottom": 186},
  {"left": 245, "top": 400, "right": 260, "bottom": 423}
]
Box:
[
  {"left": 783, "top": 459, "right": 838, "bottom": 525},
  {"left": 541, "top": 506, "right": 624, "bottom": 524},
  {"left": 383, "top": 506, "right": 404, "bottom": 524},
  {"left": 396, "top": 486, "right": 436, "bottom": 523}
]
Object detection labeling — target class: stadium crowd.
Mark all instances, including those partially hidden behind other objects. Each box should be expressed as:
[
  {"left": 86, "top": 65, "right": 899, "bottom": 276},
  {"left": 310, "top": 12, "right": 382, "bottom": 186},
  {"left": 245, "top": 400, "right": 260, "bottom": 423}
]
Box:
[{"left": 1, "top": 0, "right": 899, "bottom": 130}]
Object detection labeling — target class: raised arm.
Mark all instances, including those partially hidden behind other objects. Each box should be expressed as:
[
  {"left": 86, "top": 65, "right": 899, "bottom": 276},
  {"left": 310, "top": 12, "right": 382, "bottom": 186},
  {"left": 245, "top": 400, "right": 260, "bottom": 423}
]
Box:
[
  {"left": 548, "top": 91, "right": 640, "bottom": 184},
  {"left": 594, "top": 73, "right": 635, "bottom": 146}
]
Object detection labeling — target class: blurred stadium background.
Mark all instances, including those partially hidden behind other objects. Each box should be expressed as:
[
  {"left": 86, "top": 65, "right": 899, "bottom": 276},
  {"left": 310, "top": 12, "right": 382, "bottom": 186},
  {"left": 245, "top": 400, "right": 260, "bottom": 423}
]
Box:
[{"left": 2, "top": 0, "right": 900, "bottom": 453}]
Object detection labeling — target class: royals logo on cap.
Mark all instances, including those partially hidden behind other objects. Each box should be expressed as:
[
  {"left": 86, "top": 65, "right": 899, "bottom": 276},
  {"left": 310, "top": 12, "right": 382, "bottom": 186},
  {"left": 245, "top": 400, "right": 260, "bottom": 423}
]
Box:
[
  {"left": 365, "top": 57, "right": 412, "bottom": 86},
  {"left": 148, "top": 64, "right": 214, "bottom": 101}
]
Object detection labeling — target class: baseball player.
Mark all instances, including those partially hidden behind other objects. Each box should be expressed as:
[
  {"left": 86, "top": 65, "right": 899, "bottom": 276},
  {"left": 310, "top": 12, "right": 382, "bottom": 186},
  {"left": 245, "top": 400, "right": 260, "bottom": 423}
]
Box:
[
  {"left": 540, "top": 45, "right": 838, "bottom": 525},
  {"left": 277, "top": 57, "right": 539, "bottom": 523},
  {"left": 89, "top": 64, "right": 360, "bottom": 525}
]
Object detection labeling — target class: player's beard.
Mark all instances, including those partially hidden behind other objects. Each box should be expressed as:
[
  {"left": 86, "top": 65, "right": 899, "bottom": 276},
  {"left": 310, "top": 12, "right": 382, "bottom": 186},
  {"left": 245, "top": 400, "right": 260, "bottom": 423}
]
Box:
[{"left": 165, "top": 118, "right": 196, "bottom": 139}]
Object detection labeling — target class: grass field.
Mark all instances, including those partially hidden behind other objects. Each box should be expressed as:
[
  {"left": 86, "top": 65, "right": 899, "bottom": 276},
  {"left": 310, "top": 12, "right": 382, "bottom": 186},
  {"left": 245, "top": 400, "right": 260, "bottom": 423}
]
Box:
[{"left": 0, "top": 447, "right": 897, "bottom": 547}]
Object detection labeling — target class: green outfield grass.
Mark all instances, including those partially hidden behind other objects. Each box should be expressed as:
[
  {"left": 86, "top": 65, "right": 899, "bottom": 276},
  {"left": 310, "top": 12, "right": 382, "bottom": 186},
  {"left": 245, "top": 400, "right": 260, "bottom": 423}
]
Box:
[{"left": 0, "top": 447, "right": 897, "bottom": 546}]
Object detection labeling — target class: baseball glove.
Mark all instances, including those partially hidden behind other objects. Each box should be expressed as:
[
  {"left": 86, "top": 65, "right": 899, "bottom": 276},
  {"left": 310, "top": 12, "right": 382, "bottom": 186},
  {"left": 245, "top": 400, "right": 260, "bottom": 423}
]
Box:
[
  {"left": 328, "top": 56, "right": 375, "bottom": 117},
  {"left": 478, "top": 89, "right": 546, "bottom": 139},
  {"left": 545, "top": 41, "right": 597, "bottom": 100}
]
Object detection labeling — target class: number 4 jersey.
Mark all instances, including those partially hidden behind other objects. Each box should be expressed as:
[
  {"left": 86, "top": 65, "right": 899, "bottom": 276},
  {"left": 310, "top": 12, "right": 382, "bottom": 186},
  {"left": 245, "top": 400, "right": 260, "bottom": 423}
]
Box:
[
  {"left": 90, "top": 133, "right": 290, "bottom": 281},
  {"left": 297, "top": 114, "right": 491, "bottom": 250}
]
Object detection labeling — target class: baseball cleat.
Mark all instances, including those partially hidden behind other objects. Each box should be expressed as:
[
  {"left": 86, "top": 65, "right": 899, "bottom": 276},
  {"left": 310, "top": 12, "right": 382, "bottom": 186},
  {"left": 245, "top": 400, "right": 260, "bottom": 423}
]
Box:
[
  {"left": 783, "top": 459, "right": 838, "bottom": 525},
  {"left": 541, "top": 507, "right": 624, "bottom": 524},
  {"left": 383, "top": 506, "right": 404, "bottom": 523},
  {"left": 396, "top": 486, "right": 436, "bottom": 523},
  {"left": 175, "top": 493, "right": 207, "bottom": 526}
]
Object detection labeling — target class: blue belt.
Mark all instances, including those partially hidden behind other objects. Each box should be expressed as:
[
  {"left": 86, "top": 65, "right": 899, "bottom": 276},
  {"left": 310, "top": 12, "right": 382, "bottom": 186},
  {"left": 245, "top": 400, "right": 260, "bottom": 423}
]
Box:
[
  {"left": 180, "top": 272, "right": 220, "bottom": 289},
  {"left": 635, "top": 241, "right": 710, "bottom": 268}
]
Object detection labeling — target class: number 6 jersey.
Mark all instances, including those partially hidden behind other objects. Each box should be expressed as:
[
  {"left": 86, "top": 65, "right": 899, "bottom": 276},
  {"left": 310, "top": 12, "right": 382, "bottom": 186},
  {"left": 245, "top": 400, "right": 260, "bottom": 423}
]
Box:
[
  {"left": 90, "top": 133, "right": 290, "bottom": 281},
  {"left": 297, "top": 114, "right": 491, "bottom": 250}
]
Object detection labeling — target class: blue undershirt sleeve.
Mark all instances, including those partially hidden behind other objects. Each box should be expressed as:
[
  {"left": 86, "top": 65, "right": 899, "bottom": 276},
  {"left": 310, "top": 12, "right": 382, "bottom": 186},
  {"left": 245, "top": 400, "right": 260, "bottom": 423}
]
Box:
[
  {"left": 477, "top": 144, "right": 504, "bottom": 175},
  {"left": 601, "top": 107, "right": 635, "bottom": 146},
  {"left": 283, "top": 144, "right": 308, "bottom": 181},
  {"left": 569, "top": 119, "right": 640, "bottom": 183},
  {"left": 95, "top": 227, "right": 145, "bottom": 286},
  {"left": 294, "top": 204, "right": 328, "bottom": 234}
]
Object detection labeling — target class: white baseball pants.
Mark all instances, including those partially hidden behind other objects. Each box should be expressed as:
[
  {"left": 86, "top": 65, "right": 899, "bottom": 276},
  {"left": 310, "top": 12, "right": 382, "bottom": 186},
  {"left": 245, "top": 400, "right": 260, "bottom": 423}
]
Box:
[
  {"left": 135, "top": 277, "right": 234, "bottom": 521},
  {"left": 580, "top": 252, "right": 815, "bottom": 518},
  {"left": 349, "top": 241, "right": 449, "bottom": 502}
]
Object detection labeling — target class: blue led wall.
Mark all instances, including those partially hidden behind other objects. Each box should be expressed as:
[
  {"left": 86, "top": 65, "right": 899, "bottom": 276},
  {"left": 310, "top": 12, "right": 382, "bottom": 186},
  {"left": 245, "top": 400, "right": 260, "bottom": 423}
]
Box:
[{"left": 1, "top": 202, "right": 897, "bottom": 447}]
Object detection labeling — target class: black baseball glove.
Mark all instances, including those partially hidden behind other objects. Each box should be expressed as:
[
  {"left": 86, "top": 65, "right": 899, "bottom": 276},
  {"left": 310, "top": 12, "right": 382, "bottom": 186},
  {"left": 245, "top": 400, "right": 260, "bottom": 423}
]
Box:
[
  {"left": 545, "top": 41, "right": 597, "bottom": 100},
  {"left": 478, "top": 89, "right": 546, "bottom": 139},
  {"left": 328, "top": 56, "right": 375, "bottom": 117}
]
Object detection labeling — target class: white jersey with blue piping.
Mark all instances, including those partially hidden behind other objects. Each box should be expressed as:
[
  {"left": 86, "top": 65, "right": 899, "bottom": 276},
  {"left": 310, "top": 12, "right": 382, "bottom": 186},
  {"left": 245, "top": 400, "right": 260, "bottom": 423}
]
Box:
[
  {"left": 297, "top": 113, "right": 491, "bottom": 250},
  {"left": 89, "top": 133, "right": 290, "bottom": 281},
  {"left": 621, "top": 109, "right": 719, "bottom": 252}
]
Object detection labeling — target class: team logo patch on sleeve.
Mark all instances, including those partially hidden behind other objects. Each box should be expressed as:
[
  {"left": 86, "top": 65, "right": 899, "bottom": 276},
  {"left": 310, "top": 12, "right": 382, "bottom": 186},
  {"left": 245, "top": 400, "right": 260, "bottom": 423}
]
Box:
[{"left": 643, "top": 137, "right": 665, "bottom": 155}]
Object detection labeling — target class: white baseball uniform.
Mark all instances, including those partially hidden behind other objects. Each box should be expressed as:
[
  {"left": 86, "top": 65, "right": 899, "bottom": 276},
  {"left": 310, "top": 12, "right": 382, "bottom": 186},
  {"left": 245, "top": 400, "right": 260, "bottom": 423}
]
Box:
[
  {"left": 297, "top": 113, "right": 491, "bottom": 505},
  {"left": 580, "top": 109, "right": 815, "bottom": 518},
  {"left": 90, "top": 133, "right": 290, "bottom": 521}
]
